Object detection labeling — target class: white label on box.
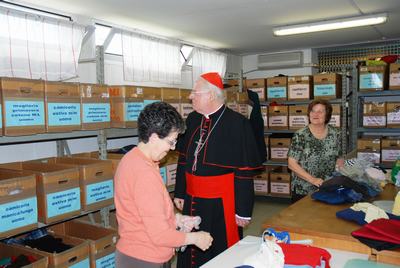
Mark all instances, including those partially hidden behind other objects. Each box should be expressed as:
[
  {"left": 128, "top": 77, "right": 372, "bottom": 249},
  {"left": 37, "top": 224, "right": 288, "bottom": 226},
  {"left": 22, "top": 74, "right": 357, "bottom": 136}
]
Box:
[
  {"left": 270, "top": 148, "right": 289, "bottom": 159},
  {"left": 86, "top": 179, "right": 114, "bottom": 205},
  {"left": 382, "top": 149, "right": 400, "bottom": 162},
  {"left": 288, "top": 84, "right": 309, "bottom": 99},
  {"left": 328, "top": 115, "right": 340, "bottom": 127},
  {"left": 389, "top": 73, "right": 400, "bottom": 87},
  {"left": 0, "top": 197, "right": 37, "bottom": 233},
  {"left": 262, "top": 111, "right": 268, "bottom": 127},
  {"left": 357, "top": 152, "right": 380, "bottom": 164},
  {"left": 269, "top": 116, "right": 287, "bottom": 127},
  {"left": 46, "top": 187, "right": 81, "bottom": 218},
  {"left": 271, "top": 182, "right": 290, "bottom": 194},
  {"left": 363, "top": 116, "right": 386, "bottom": 127},
  {"left": 267, "top": 87, "right": 286, "bottom": 99},
  {"left": 387, "top": 112, "right": 400, "bottom": 125},
  {"left": 166, "top": 164, "right": 177, "bottom": 186},
  {"left": 249, "top": 87, "right": 265, "bottom": 100},
  {"left": 289, "top": 115, "right": 308, "bottom": 127},
  {"left": 125, "top": 102, "right": 144, "bottom": 121},
  {"left": 180, "top": 103, "right": 193, "bottom": 118},
  {"left": 254, "top": 180, "right": 268, "bottom": 193},
  {"left": 5, "top": 100, "right": 45, "bottom": 126},
  {"left": 360, "top": 73, "right": 383, "bottom": 89}
]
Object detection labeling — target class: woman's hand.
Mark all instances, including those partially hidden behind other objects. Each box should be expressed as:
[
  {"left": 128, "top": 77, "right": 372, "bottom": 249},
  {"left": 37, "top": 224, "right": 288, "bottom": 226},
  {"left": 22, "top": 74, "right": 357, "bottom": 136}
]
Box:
[
  {"left": 311, "top": 177, "right": 324, "bottom": 187},
  {"left": 186, "top": 231, "right": 213, "bottom": 251}
]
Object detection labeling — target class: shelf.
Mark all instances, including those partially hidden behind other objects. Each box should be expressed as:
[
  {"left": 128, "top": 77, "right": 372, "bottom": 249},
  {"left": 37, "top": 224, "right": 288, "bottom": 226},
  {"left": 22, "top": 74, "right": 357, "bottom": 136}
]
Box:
[
  {"left": 265, "top": 129, "right": 295, "bottom": 134},
  {"left": 357, "top": 90, "right": 400, "bottom": 97},
  {"left": 261, "top": 99, "right": 343, "bottom": 106},
  {"left": 255, "top": 193, "right": 292, "bottom": 199},
  {"left": 0, "top": 128, "right": 138, "bottom": 144},
  {"left": 356, "top": 128, "right": 400, "bottom": 134},
  {"left": 264, "top": 160, "right": 288, "bottom": 166}
]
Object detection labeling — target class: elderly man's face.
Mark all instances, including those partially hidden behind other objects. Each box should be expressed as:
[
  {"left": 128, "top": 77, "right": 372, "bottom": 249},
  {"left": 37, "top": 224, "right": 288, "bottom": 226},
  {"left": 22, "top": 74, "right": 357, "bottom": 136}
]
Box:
[{"left": 189, "top": 79, "right": 211, "bottom": 115}]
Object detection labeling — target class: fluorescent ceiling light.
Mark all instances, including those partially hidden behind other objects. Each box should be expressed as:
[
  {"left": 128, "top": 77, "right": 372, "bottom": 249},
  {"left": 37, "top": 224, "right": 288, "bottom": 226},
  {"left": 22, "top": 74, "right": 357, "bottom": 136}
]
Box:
[{"left": 273, "top": 13, "right": 387, "bottom": 36}]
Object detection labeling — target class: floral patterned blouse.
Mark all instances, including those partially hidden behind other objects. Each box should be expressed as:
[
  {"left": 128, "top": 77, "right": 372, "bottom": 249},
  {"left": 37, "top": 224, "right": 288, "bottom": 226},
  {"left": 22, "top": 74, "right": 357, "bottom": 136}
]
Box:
[{"left": 288, "top": 125, "right": 342, "bottom": 195}]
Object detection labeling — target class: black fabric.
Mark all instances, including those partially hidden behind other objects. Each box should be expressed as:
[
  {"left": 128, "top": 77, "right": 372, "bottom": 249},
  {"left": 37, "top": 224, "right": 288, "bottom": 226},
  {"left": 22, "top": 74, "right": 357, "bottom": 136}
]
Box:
[
  {"left": 247, "top": 89, "right": 267, "bottom": 162},
  {"left": 352, "top": 236, "right": 400, "bottom": 251},
  {"left": 319, "top": 175, "right": 370, "bottom": 199},
  {"left": 6, "top": 255, "right": 32, "bottom": 268},
  {"left": 24, "top": 235, "right": 72, "bottom": 253},
  {"left": 175, "top": 105, "right": 263, "bottom": 268}
]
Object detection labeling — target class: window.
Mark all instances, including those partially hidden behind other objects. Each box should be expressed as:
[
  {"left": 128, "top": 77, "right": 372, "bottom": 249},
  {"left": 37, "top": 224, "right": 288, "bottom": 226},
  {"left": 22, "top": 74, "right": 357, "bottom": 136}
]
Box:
[
  {"left": 0, "top": 1, "right": 70, "bottom": 21},
  {"left": 95, "top": 23, "right": 122, "bottom": 55}
]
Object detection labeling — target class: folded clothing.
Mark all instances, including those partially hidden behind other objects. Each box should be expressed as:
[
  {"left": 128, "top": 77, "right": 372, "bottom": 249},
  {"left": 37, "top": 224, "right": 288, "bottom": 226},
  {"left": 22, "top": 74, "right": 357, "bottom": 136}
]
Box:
[
  {"left": 336, "top": 208, "right": 400, "bottom": 226},
  {"left": 24, "top": 235, "right": 72, "bottom": 253},
  {"left": 278, "top": 243, "right": 331, "bottom": 268},
  {"left": 320, "top": 176, "right": 370, "bottom": 198},
  {"left": 311, "top": 188, "right": 362, "bottom": 204},
  {"left": 351, "top": 203, "right": 389, "bottom": 223}
]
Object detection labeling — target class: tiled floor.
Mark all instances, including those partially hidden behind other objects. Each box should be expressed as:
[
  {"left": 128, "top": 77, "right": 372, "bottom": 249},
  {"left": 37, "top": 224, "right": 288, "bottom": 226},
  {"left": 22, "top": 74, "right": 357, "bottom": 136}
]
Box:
[{"left": 171, "top": 197, "right": 290, "bottom": 267}]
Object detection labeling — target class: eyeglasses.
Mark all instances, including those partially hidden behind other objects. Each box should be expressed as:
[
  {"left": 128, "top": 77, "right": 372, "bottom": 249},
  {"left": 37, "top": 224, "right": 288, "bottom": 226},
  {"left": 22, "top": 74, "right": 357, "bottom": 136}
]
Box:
[
  {"left": 190, "top": 90, "right": 209, "bottom": 95},
  {"left": 164, "top": 138, "right": 177, "bottom": 147}
]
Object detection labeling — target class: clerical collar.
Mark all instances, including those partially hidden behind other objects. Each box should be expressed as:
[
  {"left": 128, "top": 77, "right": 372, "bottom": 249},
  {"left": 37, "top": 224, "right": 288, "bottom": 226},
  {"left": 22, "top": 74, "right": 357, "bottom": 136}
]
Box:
[{"left": 204, "top": 104, "right": 224, "bottom": 119}]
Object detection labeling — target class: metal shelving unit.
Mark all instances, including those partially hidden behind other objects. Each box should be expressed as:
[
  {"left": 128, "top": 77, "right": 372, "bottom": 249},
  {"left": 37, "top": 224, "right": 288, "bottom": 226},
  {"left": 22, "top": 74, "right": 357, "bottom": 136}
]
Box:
[{"left": 349, "top": 61, "right": 400, "bottom": 151}]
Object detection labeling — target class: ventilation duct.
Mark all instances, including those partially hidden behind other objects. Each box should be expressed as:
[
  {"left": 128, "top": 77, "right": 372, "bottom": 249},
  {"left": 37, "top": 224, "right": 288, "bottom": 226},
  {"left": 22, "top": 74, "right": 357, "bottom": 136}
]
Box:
[{"left": 257, "top": 51, "right": 303, "bottom": 69}]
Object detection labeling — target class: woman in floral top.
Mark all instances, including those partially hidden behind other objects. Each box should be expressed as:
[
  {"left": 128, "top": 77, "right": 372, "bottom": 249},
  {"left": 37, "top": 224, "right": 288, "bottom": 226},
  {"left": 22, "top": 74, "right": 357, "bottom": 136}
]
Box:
[{"left": 288, "top": 99, "right": 344, "bottom": 202}]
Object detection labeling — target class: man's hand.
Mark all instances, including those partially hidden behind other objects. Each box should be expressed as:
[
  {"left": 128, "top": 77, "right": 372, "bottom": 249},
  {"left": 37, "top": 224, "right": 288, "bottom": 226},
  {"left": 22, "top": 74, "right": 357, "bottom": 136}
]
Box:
[
  {"left": 174, "top": 198, "right": 184, "bottom": 211},
  {"left": 235, "top": 215, "right": 250, "bottom": 227}
]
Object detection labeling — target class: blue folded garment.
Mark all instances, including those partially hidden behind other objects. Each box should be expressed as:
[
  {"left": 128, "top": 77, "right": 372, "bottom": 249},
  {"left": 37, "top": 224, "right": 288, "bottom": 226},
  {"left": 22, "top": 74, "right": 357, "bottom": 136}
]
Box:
[
  {"left": 336, "top": 208, "right": 400, "bottom": 225},
  {"left": 311, "top": 187, "right": 363, "bottom": 204}
]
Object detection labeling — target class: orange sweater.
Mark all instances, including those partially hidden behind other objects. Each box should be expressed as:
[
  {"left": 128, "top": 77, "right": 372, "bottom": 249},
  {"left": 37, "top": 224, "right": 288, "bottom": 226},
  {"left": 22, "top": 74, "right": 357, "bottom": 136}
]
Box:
[{"left": 114, "top": 147, "right": 185, "bottom": 263}]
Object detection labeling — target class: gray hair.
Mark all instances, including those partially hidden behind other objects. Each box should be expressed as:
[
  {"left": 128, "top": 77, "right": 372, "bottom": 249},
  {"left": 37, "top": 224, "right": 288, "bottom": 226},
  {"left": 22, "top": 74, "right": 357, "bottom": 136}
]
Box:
[{"left": 200, "top": 77, "right": 226, "bottom": 103}]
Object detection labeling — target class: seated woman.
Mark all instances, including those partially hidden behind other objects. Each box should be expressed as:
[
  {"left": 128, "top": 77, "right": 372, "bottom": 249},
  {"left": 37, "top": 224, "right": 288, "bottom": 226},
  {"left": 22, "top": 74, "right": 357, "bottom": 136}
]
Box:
[
  {"left": 114, "top": 102, "right": 213, "bottom": 268},
  {"left": 288, "top": 99, "right": 344, "bottom": 202}
]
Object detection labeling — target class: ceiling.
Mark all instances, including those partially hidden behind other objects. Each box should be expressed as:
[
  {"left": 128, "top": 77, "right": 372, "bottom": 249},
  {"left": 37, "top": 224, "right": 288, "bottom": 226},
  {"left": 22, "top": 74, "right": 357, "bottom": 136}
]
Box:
[{"left": 12, "top": 0, "right": 400, "bottom": 55}]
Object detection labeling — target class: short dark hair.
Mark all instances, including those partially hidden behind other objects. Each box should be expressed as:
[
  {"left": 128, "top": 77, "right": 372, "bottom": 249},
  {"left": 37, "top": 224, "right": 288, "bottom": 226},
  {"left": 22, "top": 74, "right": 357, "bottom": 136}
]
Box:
[
  {"left": 138, "top": 102, "right": 185, "bottom": 143},
  {"left": 307, "top": 99, "right": 332, "bottom": 125}
]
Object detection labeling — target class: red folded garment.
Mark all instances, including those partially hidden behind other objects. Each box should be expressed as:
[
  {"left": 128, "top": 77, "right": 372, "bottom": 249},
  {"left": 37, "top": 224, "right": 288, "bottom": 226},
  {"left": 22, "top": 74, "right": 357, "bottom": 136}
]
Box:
[
  {"left": 352, "top": 218, "right": 400, "bottom": 245},
  {"left": 278, "top": 243, "right": 331, "bottom": 268}
]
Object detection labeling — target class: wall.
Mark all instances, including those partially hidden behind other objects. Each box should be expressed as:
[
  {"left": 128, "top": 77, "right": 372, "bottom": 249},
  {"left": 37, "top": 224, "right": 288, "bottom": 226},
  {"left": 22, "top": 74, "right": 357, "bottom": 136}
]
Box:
[{"left": 242, "top": 49, "right": 317, "bottom": 79}]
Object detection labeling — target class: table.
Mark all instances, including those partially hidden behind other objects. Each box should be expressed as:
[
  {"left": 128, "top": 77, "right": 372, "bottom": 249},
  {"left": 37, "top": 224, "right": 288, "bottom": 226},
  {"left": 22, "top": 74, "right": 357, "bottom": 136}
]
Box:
[
  {"left": 262, "top": 184, "right": 400, "bottom": 265},
  {"left": 201, "top": 236, "right": 398, "bottom": 268}
]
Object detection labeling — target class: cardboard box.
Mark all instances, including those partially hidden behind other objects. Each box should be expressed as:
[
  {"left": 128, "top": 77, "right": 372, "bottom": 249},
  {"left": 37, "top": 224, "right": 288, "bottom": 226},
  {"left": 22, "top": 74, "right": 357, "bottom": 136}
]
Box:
[
  {"left": 313, "top": 73, "right": 342, "bottom": 99},
  {"left": 267, "top": 77, "right": 287, "bottom": 101},
  {"left": 246, "top": 79, "right": 266, "bottom": 102},
  {"left": 0, "top": 169, "right": 37, "bottom": 239},
  {"left": 35, "top": 157, "right": 114, "bottom": 212},
  {"left": 363, "top": 102, "right": 386, "bottom": 128},
  {"left": 139, "top": 86, "right": 162, "bottom": 105},
  {"left": 108, "top": 85, "right": 144, "bottom": 128},
  {"left": 237, "top": 92, "right": 250, "bottom": 118},
  {"left": 328, "top": 104, "right": 341, "bottom": 127},
  {"left": 359, "top": 65, "right": 387, "bottom": 91},
  {"left": 0, "top": 161, "right": 81, "bottom": 224},
  {"left": 50, "top": 220, "right": 118, "bottom": 268},
  {"left": 0, "top": 88, "right": 2, "bottom": 136},
  {"left": 261, "top": 106, "right": 268, "bottom": 129},
  {"left": 357, "top": 138, "right": 381, "bottom": 164},
  {"left": 254, "top": 171, "right": 269, "bottom": 196},
  {"left": 269, "top": 166, "right": 291, "bottom": 197},
  {"left": 73, "top": 151, "right": 123, "bottom": 173},
  {"left": 162, "top": 87, "right": 180, "bottom": 113},
  {"left": 45, "top": 81, "right": 81, "bottom": 132},
  {"left": 269, "top": 138, "right": 291, "bottom": 161},
  {"left": 268, "top": 105, "right": 288, "bottom": 130},
  {"left": 226, "top": 79, "right": 240, "bottom": 87},
  {"left": 1, "top": 78, "right": 45, "bottom": 136},
  {"left": 80, "top": 84, "right": 111, "bottom": 130},
  {"left": 179, "top": 89, "right": 193, "bottom": 119},
  {"left": 288, "top": 75, "right": 313, "bottom": 100},
  {"left": 13, "top": 232, "right": 89, "bottom": 268},
  {"left": 0, "top": 243, "right": 48, "bottom": 268},
  {"left": 289, "top": 105, "right": 308, "bottom": 130},
  {"left": 389, "top": 63, "right": 400, "bottom": 90},
  {"left": 381, "top": 138, "right": 400, "bottom": 165},
  {"left": 160, "top": 151, "right": 179, "bottom": 187},
  {"left": 386, "top": 102, "right": 400, "bottom": 128},
  {"left": 225, "top": 89, "right": 239, "bottom": 112}
]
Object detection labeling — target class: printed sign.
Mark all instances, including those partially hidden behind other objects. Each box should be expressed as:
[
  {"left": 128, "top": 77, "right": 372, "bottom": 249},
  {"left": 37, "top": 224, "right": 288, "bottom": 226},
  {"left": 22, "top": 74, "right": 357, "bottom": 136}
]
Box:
[
  {"left": 46, "top": 187, "right": 80, "bottom": 218},
  {"left": 48, "top": 103, "right": 81, "bottom": 126},
  {"left": 143, "top": 99, "right": 159, "bottom": 106},
  {"left": 70, "top": 258, "right": 90, "bottom": 268},
  {"left": 82, "top": 103, "right": 110, "bottom": 123},
  {"left": 0, "top": 197, "right": 37, "bottom": 233},
  {"left": 314, "top": 84, "right": 336, "bottom": 97},
  {"left": 124, "top": 102, "right": 144, "bottom": 121},
  {"left": 5, "top": 101, "right": 44, "bottom": 126},
  {"left": 160, "top": 167, "right": 167, "bottom": 185},
  {"left": 0, "top": 104, "right": 2, "bottom": 128},
  {"left": 95, "top": 252, "right": 116, "bottom": 268},
  {"left": 288, "top": 84, "right": 310, "bottom": 99},
  {"left": 267, "top": 87, "right": 286, "bottom": 99},
  {"left": 360, "top": 73, "right": 383, "bottom": 89},
  {"left": 86, "top": 179, "right": 114, "bottom": 205}
]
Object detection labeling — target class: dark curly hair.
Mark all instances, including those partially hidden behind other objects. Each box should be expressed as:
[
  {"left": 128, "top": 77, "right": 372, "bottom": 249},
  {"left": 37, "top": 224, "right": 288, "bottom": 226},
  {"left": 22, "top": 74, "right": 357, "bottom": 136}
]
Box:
[
  {"left": 307, "top": 99, "right": 332, "bottom": 125},
  {"left": 138, "top": 102, "right": 185, "bottom": 143}
]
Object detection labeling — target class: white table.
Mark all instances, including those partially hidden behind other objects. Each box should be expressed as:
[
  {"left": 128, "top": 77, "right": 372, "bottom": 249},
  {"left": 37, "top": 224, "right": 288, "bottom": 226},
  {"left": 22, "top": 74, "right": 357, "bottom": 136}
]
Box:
[{"left": 201, "top": 235, "right": 375, "bottom": 268}]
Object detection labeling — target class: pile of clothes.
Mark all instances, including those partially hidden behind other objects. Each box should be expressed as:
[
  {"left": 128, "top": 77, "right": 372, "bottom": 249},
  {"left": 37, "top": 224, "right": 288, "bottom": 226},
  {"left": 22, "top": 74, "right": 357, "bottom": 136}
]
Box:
[
  {"left": 311, "top": 158, "right": 386, "bottom": 204},
  {"left": 0, "top": 255, "right": 38, "bottom": 268}
]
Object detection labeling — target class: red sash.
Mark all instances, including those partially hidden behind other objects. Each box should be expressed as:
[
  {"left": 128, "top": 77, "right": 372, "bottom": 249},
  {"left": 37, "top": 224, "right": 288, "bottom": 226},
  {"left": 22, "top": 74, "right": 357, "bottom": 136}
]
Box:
[{"left": 186, "top": 172, "right": 239, "bottom": 247}]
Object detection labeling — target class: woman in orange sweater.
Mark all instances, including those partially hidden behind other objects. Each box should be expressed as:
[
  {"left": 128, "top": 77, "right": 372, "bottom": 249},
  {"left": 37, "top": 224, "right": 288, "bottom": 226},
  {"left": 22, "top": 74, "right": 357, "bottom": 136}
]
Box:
[{"left": 114, "top": 102, "right": 213, "bottom": 268}]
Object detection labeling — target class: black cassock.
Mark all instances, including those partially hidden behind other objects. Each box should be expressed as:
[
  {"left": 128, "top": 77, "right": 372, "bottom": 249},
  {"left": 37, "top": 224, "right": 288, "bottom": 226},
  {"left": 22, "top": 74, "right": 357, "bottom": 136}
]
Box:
[{"left": 175, "top": 105, "right": 263, "bottom": 268}]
